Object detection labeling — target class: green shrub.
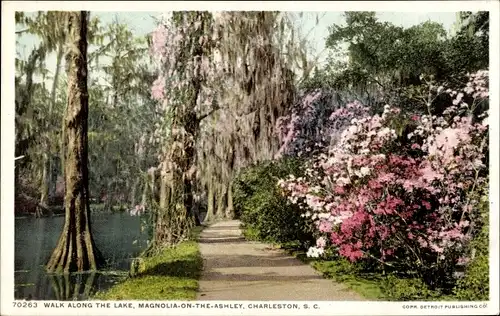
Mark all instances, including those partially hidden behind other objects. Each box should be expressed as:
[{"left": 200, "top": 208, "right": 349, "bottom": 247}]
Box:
[
  {"left": 453, "top": 194, "right": 489, "bottom": 301},
  {"left": 233, "top": 158, "right": 314, "bottom": 247},
  {"left": 454, "top": 254, "right": 489, "bottom": 300},
  {"left": 242, "top": 225, "right": 260, "bottom": 241},
  {"left": 382, "top": 274, "right": 442, "bottom": 301},
  {"left": 312, "top": 257, "right": 361, "bottom": 280}
]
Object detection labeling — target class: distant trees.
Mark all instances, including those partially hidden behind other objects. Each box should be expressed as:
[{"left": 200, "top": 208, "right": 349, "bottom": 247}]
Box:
[
  {"left": 303, "top": 11, "right": 489, "bottom": 113},
  {"left": 15, "top": 12, "right": 157, "bottom": 217}
]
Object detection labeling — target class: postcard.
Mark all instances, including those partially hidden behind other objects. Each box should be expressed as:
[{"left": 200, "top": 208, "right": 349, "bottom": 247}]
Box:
[{"left": 1, "top": 1, "right": 499, "bottom": 315}]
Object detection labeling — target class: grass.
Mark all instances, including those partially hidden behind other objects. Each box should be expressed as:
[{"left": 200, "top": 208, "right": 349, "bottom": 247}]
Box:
[
  {"left": 241, "top": 225, "right": 262, "bottom": 241},
  {"left": 310, "top": 260, "right": 385, "bottom": 300},
  {"left": 93, "top": 226, "right": 204, "bottom": 300}
]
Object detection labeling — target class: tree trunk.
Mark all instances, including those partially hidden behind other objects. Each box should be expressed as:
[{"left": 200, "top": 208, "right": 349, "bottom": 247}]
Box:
[
  {"left": 130, "top": 178, "right": 139, "bottom": 207},
  {"left": 141, "top": 180, "right": 148, "bottom": 208},
  {"left": 50, "top": 44, "right": 65, "bottom": 113},
  {"left": 150, "top": 12, "right": 210, "bottom": 250},
  {"left": 59, "top": 126, "right": 65, "bottom": 181},
  {"left": 46, "top": 11, "right": 102, "bottom": 273},
  {"left": 205, "top": 181, "right": 215, "bottom": 222},
  {"left": 183, "top": 111, "right": 201, "bottom": 226},
  {"left": 40, "top": 152, "right": 49, "bottom": 208},
  {"left": 226, "top": 181, "right": 234, "bottom": 219},
  {"left": 48, "top": 156, "right": 59, "bottom": 203},
  {"left": 216, "top": 183, "right": 227, "bottom": 219},
  {"left": 159, "top": 171, "right": 170, "bottom": 210},
  {"left": 150, "top": 171, "right": 156, "bottom": 204},
  {"left": 184, "top": 175, "right": 201, "bottom": 225},
  {"left": 147, "top": 168, "right": 190, "bottom": 253},
  {"left": 104, "top": 182, "right": 112, "bottom": 211}
]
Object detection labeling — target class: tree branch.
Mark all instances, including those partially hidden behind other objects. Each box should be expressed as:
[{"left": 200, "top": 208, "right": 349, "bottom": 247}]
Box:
[
  {"left": 16, "top": 29, "right": 30, "bottom": 35},
  {"left": 88, "top": 38, "right": 117, "bottom": 63},
  {"left": 197, "top": 104, "right": 220, "bottom": 122}
]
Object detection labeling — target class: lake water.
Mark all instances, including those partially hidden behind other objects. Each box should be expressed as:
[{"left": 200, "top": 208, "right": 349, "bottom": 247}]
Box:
[{"left": 14, "top": 212, "right": 150, "bottom": 300}]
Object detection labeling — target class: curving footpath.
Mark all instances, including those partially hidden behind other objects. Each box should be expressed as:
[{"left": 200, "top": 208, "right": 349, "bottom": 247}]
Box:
[{"left": 197, "top": 220, "right": 364, "bottom": 301}]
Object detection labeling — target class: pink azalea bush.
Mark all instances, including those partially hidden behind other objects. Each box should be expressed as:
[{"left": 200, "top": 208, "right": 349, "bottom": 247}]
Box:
[{"left": 278, "top": 70, "right": 489, "bottom": 278}]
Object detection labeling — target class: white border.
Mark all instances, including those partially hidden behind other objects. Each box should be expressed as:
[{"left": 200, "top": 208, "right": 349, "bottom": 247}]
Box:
[{"left": 2, "top": 1, "right": 499, "bottom": 316}]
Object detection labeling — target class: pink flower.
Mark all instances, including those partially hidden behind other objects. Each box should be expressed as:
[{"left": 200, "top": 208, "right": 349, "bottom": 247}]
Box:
[
  {"left": 420, "top": 163, "right": 443, "bottom": 183},
  {"left": 430, "top": 243, "right": 444, "bottom": 253},
  {"left": 152, "top": 24, "right": 168, "bottom": 57},
  {"left": 457, "top": 257, "right": 470, "bottom": 265},
  {"left": 421, "top": 201, "right": 431, "bottom": 210},
  {"left": 316, "top": 237, "right": 327, "bottom": 248},
  {"left": 334, "top": 186, "right": 345, "bottom": 194},
  {"left": 383, "top": 248, "right": 394, "bottom": 256},
  {"left": 339, "top": 244, "right": 364, "bottom": 262},
  {"left": 318, "top": 220, "right": 333, "bottom": 233},
  {"left": 417, "top": 237, "right": 428, "bottom": 248},
  {"left": 151, "top": 76, "right": 165, "bottom": 101}
]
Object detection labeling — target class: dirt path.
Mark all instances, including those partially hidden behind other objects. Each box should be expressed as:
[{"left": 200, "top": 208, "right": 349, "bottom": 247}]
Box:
[{"left": 197, "top": 220, "right": 364, "bottom": 300}]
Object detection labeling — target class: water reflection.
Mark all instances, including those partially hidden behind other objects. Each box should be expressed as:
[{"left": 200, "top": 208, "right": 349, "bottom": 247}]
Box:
[
  {"left": 15, "top": 270, "right": 126, "bottom": 300},
  {"left": 14, "top": 211, "right": 150, "bottom": 300}
]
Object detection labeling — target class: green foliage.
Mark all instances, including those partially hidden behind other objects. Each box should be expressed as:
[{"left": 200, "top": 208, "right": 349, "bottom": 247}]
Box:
[
  {"left": 381, "top": 275, "right": 443, "bottom": 301},
  {"left": 454, "top": 253, "right": 489, "bottom": 301},
  {"left": 444, "top": 12, "right": 489, "bottom": 75},
  {"left": 322, "top": 12, "right": 448, "bottom": 91},
  {"left": 453, "top": 194, "right": 489, "bottom": 301},
  {"left": 313, "top": 257, "right": 360, "bottom": 277},
  {"left": 233, "top": 158, "right": 314, "bottom": 246},
  {"left": 305, "top": 11, "right": 489, "bottom": 109},
  {"left": 241, "top": 225, "right": 261, "bottom": 241}
]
